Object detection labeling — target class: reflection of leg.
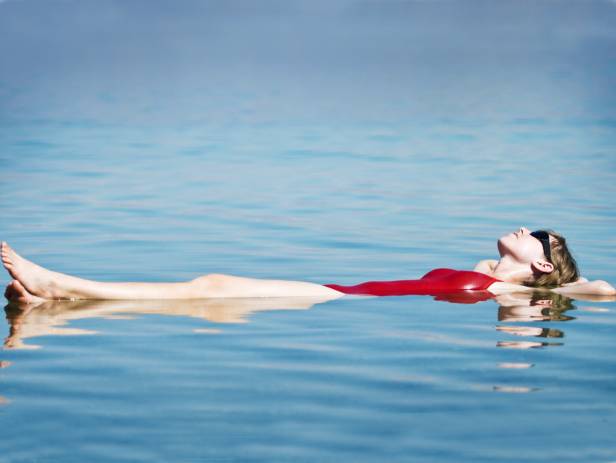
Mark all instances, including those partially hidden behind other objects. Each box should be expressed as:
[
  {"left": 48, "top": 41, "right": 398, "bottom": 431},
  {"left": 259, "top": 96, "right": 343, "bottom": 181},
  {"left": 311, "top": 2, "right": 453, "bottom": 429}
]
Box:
[{"left": 3, "top": 297, "right": 40, "bottom": 349}]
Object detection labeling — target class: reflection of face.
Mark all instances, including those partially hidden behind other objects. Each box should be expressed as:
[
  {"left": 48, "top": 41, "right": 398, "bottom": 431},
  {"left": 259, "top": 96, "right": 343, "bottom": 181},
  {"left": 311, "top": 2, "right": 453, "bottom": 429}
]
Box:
[
  {"left": 495, "top": 291, "right": 575, "bottom": 323},
  {"left": 497, "top": 227, "right": 547, "bottom": 263}
]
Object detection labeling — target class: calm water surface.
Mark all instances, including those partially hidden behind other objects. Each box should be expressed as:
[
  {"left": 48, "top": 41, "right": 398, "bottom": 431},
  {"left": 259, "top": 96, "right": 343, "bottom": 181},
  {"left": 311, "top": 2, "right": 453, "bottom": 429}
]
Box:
[
  {"left": 1, "top": 1, "right": 616, "bottom": 461},
  {"left": 0, "top": 120, "right": 615, "bottom": 463}
]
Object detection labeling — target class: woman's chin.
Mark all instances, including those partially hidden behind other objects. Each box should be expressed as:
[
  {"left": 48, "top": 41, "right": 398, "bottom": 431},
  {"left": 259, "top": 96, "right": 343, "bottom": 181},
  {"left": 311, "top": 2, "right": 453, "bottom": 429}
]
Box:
[{"left": 497, "top": 238, "right": 509, "bottom": 257}]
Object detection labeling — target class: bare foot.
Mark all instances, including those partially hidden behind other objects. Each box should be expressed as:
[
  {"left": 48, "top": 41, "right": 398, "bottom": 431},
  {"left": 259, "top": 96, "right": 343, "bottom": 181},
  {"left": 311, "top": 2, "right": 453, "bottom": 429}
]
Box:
[
  {"left": 4, "top": 280, "right": 46, "bottom": 304},
  {"left": 1, "top": 242, "right": 58, "bottom": 299}
]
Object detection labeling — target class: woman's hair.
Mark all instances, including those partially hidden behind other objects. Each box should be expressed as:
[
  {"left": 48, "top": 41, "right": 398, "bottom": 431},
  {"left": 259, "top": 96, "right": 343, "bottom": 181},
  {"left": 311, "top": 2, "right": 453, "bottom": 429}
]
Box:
[
  {"left": 529, "top": 291, "right": 576, "bottom": 317},
  {"left": 525, "top": 230, "right": 579, "bottom": 287}
]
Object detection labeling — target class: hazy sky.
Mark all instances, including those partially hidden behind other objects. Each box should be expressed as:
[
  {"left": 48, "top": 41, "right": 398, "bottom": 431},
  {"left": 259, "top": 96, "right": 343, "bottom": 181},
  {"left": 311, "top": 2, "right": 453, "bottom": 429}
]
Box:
[{"left": 1, "top": 0, "right": 615, "bottom": 125}]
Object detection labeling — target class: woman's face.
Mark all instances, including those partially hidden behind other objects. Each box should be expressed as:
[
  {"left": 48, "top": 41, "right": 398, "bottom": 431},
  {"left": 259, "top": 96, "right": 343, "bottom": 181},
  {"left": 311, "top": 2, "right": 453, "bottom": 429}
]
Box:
[{"left": 498, "top": 227, "right": 549, "bottom": 263}]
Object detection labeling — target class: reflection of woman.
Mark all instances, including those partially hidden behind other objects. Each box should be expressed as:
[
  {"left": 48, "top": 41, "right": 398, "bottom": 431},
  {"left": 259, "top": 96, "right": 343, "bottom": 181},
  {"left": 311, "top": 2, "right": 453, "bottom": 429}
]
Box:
[
  {"left": 2, "top": 227, "right": 615, "bottom": 303},
  {"left": 494, "top": 291, "right": 578, "bottom": 351},
  {"left": 3, "top": 297, "right": 330, "bottom": 349},
  {"left": 495, "top": 291, "right": 576, "bottom": 323}
]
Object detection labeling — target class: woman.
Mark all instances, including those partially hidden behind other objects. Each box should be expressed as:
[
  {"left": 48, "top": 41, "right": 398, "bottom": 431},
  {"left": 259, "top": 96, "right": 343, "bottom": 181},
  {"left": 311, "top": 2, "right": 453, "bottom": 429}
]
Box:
[
  {"left": 0, "top": 284, "right": 584, "bottom": 350},
  {"left": 2, "top": 228, "right": 615, "bottom": 303}
]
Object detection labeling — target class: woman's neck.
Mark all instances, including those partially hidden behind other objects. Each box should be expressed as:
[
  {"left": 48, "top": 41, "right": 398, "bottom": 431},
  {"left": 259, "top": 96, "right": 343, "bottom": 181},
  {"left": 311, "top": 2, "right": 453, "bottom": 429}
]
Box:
[{"left": 489, "top": 257, "right": 533, "bottom": 284}]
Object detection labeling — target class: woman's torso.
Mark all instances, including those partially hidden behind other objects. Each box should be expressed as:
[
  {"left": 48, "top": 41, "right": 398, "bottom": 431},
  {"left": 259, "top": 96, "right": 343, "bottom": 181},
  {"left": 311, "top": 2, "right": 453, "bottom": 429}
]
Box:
[{"left": 324, "top": 268, "right": 501, "bottom": 297}]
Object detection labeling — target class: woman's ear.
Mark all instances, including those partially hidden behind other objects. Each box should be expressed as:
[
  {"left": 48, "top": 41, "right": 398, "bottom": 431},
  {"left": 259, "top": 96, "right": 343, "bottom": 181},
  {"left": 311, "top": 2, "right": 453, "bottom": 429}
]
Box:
[{"left": 531, "top": 260, "right": 554, "bottom": 274}]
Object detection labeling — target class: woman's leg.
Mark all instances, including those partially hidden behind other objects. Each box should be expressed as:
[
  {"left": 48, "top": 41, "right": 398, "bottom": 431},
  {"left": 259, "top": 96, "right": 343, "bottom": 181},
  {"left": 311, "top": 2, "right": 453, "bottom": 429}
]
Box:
[
  {"left": 1, "top": 242, "right": 343, "bottom": 300},
  {"left": 1, "top": 241, "right": 199, "bottom": 300}
]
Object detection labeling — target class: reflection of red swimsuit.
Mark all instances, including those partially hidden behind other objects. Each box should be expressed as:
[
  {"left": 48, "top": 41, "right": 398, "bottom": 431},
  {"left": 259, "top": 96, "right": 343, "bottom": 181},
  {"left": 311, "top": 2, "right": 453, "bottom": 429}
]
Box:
[{"left": 324, "top": 268, "right": 501, "bottom": 299}]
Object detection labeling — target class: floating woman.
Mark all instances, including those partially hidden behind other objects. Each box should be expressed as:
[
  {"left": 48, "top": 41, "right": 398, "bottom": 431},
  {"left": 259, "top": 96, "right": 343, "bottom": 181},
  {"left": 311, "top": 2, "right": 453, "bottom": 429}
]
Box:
[{"left": 2, "top": 227, "right": 615, "bottom": 304}]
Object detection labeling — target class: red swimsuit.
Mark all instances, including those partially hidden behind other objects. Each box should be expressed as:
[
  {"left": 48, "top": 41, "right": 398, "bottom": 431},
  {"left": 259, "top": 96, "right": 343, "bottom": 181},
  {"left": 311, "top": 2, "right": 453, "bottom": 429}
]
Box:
[{"left": 324, "top": 268, "right": 500, "bottom": 297}]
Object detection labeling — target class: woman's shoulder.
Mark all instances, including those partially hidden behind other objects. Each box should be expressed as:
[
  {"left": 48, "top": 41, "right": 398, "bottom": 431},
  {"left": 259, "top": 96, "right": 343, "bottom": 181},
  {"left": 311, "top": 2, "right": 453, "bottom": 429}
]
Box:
[{"left": 473, "top": 259, "right": 498, "bottom": 274}]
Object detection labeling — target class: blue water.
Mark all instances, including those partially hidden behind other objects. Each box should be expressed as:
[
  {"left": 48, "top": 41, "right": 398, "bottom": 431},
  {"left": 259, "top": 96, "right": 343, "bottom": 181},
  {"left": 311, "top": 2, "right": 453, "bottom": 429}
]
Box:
[{"left": 1, "top": 1, "right": 616, "bottom": 462}]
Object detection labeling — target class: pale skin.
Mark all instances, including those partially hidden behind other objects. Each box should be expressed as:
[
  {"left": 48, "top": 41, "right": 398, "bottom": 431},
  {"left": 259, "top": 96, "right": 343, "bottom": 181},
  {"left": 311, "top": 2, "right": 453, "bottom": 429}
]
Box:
[
  {"left": 2, "top": 227, "right": 615, "bottom": 304},
  {"left": 474, "top": 227, "right": 615, "bottom": 296}
]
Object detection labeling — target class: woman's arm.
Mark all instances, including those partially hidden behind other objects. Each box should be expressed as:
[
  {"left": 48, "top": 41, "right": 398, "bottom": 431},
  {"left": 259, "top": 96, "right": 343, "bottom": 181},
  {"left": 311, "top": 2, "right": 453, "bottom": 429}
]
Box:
[
  {"left": 552, "top": 279, "right": 616, "bottom": 296},
  {"left": 488, "top": 279, "right": 616, "bottom": 296}
]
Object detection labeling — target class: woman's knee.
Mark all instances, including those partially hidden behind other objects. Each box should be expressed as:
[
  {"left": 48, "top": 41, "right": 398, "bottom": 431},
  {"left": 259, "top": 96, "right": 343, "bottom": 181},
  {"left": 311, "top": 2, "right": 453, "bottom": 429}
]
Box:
[{"left": 192, "top": 273, "right": 232, "bottom": 295}]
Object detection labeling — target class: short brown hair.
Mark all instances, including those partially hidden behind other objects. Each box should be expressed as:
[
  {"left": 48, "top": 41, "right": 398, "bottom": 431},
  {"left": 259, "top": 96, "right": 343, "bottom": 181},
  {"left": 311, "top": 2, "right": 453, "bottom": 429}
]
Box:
[{"left": 525, "top": 230, "right": 579, "bottom": 288}]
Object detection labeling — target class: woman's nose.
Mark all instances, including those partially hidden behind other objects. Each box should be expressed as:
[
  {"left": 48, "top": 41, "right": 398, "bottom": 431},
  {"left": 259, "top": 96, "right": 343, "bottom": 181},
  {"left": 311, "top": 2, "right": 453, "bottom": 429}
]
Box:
[{"left": 520, "top": 227, "right": 530, "bottom": 234}]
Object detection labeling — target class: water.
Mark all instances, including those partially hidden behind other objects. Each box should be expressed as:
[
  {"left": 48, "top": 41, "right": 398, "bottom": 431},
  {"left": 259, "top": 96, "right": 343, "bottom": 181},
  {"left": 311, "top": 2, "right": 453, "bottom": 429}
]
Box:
[
  {"left": 1, "top": 1, "right": 616, "bottom": 462},
  {"left": 1, "top": 121, "right": 614, "bottom": 463}
]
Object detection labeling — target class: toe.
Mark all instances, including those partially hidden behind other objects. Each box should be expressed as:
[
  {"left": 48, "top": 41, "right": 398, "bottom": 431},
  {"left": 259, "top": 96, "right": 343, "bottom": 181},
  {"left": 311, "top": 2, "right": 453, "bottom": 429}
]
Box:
[{"left": 2, "top": 243, "right": 13, "bottom": 256}]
